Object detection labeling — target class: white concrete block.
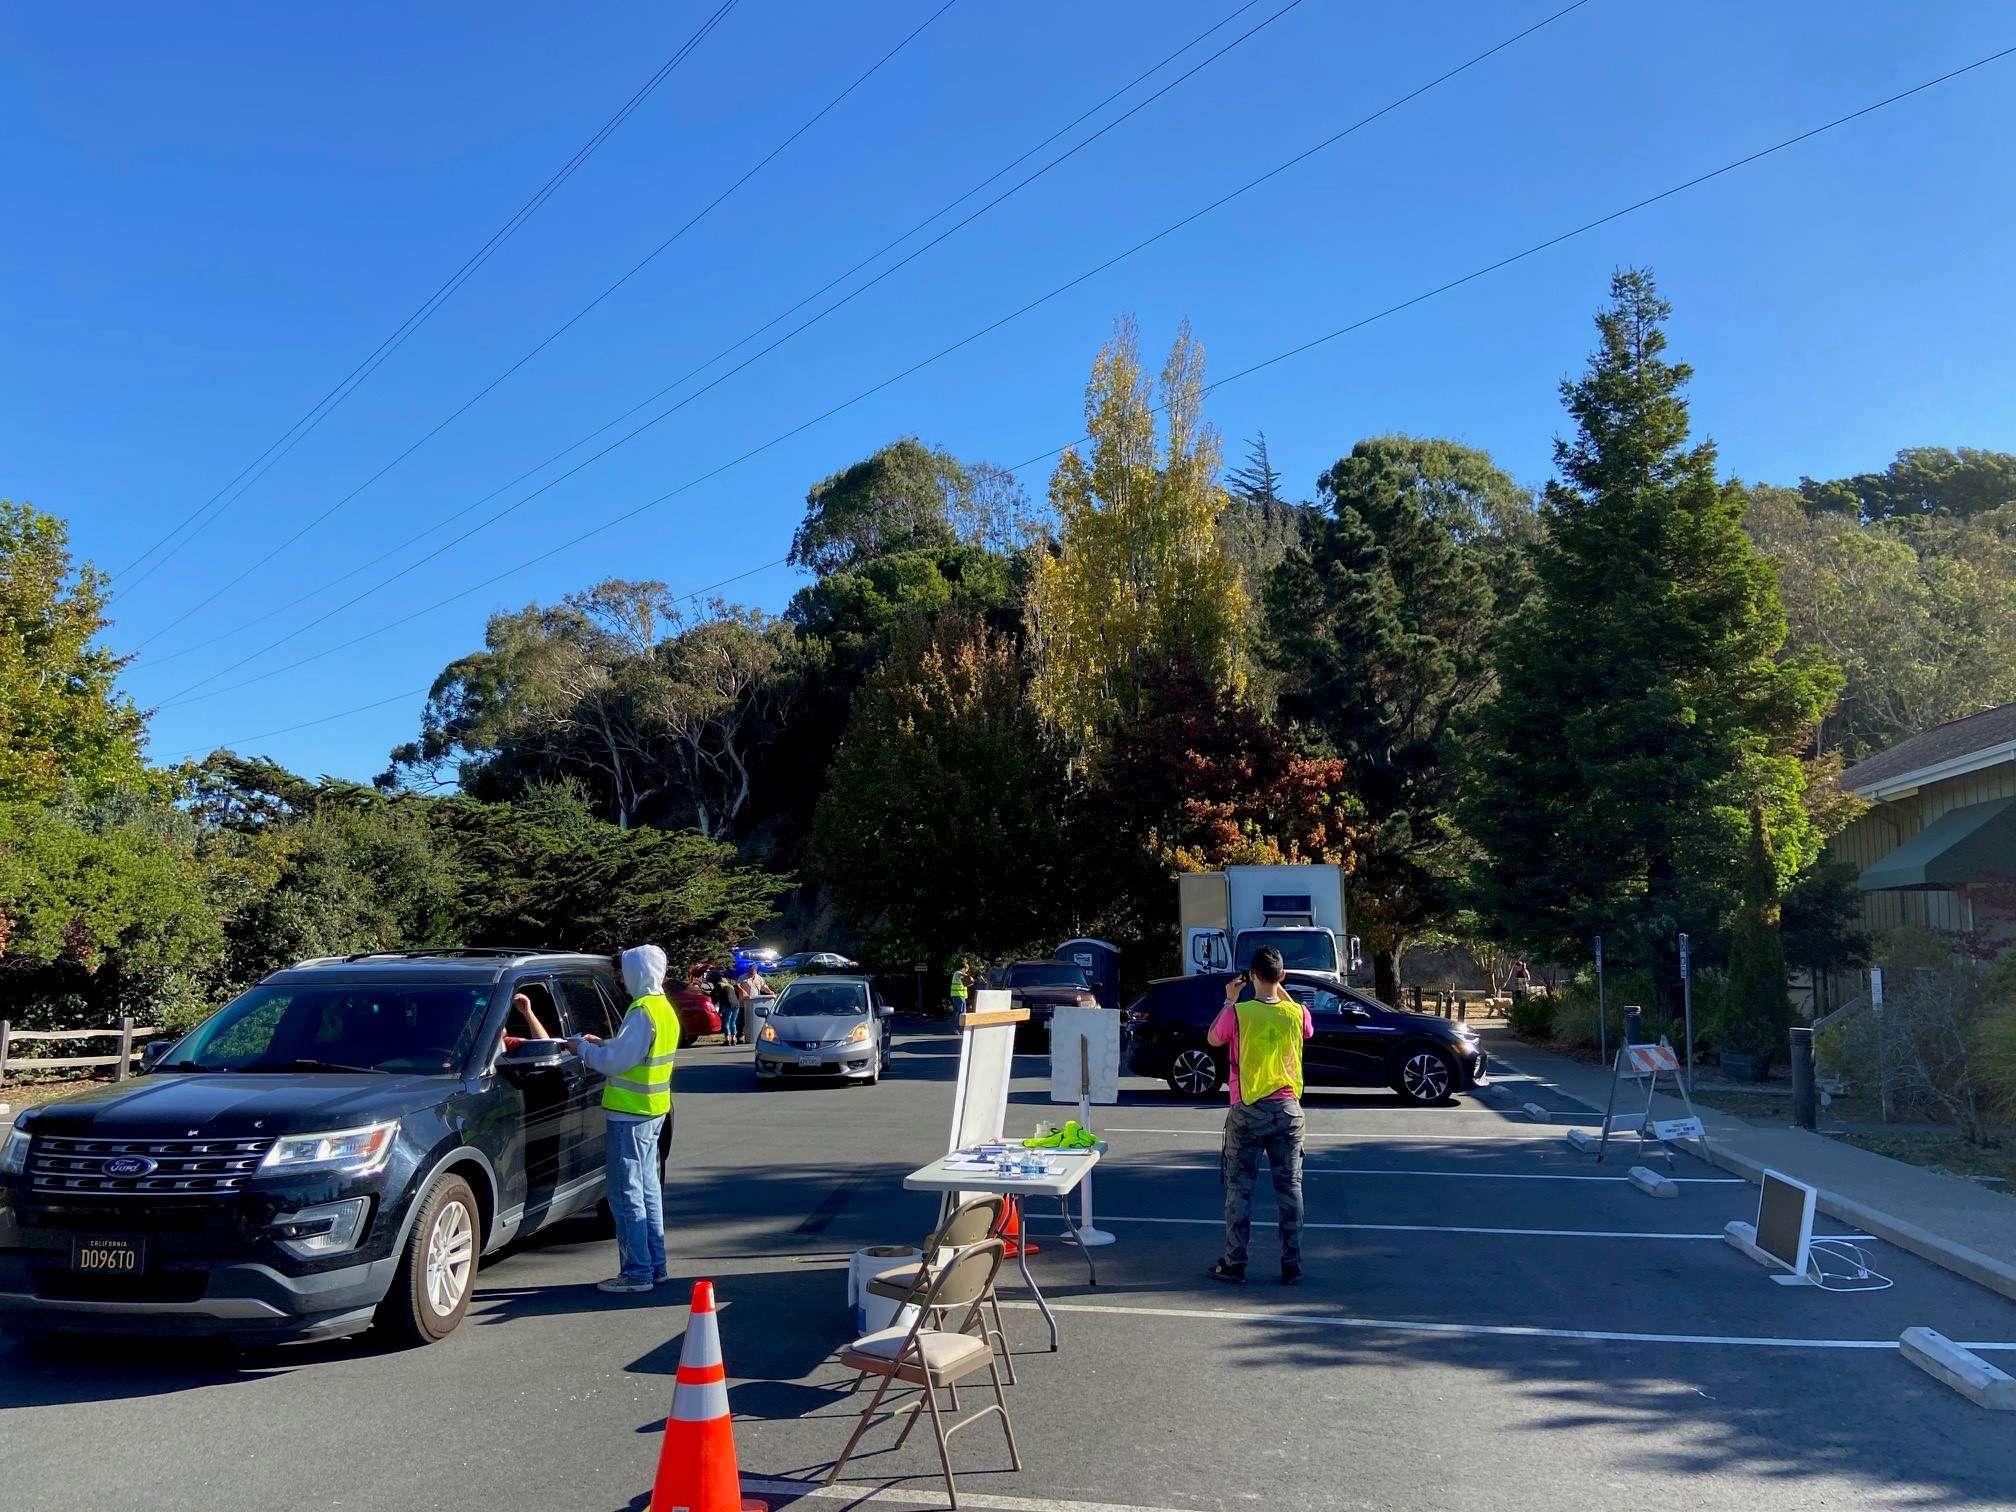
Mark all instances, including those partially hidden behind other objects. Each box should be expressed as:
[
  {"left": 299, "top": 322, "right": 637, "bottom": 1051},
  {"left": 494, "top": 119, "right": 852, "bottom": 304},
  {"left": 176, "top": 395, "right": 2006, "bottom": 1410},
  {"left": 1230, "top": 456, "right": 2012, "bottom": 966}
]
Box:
[
  {"left": 1724, "top": 1220, "right": 1775, "bottom": 1268},
  {"left": 1628, "top": 1165, "right": 1678, "bottom": 1198},
  {"left": 1900, "top": 1327, "right": 2016, "bottom": 1410},
  {"left": 1522, "top": 1101, "right": 1551, "bottom": 1122},
  {"left": 1606, "top": 1114, "right": 1644, "bottom": 1137},
  {"left": 1565, "top": 1128, "right": 1601, "bottom": 1153}
]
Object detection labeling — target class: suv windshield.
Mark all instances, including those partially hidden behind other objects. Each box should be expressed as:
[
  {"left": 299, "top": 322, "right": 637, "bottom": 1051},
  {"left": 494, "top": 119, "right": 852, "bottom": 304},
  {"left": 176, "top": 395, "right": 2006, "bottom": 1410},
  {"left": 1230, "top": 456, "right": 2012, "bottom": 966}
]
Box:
[
  {"left": 1009, "top": 963, "right": 1089, "bottom": 989},
  {"left": 165, "top": 982, "right": 494, "bottom": 1074},
  {"left": 1235, "top": 931, "right": 1337, "bottom": 972},
  {"left": 777, "top": 982, "right": 867, "bottom": 1017}
]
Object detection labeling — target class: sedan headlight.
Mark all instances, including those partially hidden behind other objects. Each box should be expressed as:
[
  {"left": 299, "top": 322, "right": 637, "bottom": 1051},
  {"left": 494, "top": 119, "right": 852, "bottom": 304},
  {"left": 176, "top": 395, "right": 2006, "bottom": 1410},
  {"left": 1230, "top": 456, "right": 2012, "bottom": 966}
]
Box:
[
  {"left": 759, "top": 1023, "right": 778, "bottom": 1043},
  {"left": 0, "top": 1125, "right": 31, "bottom": 1176},
  {"left": 259, "top": 1120, "right": 398, "bottom": 1177},
  {"left": 844, "top": 1022, "right": 869, "bottom": 1044}
]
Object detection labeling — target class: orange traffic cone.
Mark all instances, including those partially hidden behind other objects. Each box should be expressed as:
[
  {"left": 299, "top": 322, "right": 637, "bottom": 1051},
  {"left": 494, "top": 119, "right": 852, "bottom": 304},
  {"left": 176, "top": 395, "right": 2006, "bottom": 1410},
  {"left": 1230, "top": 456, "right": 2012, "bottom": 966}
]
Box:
[
  {"left": 648, "top": 1280, "right": 767, "bottom": 1512},
  {"left": 994, "top": 1195, "right": 1039, "bottom": 1258}
]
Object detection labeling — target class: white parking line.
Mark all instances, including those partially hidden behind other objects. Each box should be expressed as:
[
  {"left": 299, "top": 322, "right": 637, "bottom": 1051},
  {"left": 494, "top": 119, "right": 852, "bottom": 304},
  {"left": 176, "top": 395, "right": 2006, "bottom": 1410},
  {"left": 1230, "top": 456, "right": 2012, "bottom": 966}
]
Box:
[
  {"left": 998, "top": 1300, "right": 2016, "bottom": 1352},
  {"left": 1112, "top": 1164, "right": 1746, "bottom": 1183},
  {"left": 1021, "top": 1214, "right": 1877, "bottom": 1242},
  {"left": 744, "top": 1476, "right": 1197, "bottom": 1512},
  {"left": 1103, "top": 1127, "right": 1573, "bottom": 1142}
]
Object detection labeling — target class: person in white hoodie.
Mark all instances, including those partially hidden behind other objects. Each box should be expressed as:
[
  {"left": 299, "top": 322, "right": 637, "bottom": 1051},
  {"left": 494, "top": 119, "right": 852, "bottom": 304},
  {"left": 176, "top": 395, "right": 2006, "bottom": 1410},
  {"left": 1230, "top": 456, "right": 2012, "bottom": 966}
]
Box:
[{"left": 565, "top": 944, "right": 680, "bottom": 1293}]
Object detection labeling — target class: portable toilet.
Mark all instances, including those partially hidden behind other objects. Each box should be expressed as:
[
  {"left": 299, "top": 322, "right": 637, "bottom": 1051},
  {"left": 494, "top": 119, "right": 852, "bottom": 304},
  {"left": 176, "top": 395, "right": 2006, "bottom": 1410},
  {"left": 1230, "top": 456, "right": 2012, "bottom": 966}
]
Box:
[{"left": 1054, "top": 938, "right": 1121, "bottom": 1010}]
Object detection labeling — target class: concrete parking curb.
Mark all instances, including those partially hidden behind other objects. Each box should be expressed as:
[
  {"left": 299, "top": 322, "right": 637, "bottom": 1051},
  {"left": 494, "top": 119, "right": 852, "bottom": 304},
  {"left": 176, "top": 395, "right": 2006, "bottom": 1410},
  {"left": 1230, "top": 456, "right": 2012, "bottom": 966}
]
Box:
[{"left": 1900, "top": 1327, "right": 2016, "bottom": 1410}]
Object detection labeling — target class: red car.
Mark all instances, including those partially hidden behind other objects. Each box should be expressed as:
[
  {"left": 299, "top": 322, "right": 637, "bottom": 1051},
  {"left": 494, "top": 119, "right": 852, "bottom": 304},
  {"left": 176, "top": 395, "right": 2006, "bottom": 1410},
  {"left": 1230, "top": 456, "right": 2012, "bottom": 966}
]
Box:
[{"left": 670, "top": 979, "right": 722, "bottom": 1040}]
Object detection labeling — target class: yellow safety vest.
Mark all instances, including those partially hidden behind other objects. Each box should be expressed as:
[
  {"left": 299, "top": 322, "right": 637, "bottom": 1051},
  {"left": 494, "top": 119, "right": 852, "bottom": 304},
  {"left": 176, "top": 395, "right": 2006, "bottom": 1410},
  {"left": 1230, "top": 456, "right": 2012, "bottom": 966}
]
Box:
[
  {"left": 950, "top": 974, "right": 968, "bottom": 1001},
  {"left": 602, "top": 994, "right": 680, "bottom": 1116},
  {"left": 1234, "top": 996, "right": 1304, "bottom": 1105}
]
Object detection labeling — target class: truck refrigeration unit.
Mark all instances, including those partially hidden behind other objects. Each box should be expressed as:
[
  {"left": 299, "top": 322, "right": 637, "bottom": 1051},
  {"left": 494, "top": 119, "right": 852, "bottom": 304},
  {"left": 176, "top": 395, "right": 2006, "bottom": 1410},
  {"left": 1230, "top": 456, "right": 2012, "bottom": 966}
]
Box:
[{"left": 1178, "top": 863, "right": 1360, "bottom": 980}]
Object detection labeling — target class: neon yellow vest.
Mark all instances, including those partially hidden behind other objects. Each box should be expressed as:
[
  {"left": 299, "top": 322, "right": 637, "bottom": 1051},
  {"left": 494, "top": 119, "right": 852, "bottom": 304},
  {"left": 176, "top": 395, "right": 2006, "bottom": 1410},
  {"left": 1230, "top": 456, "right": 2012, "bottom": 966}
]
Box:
[
  {"left": 1234, "top": 996, "right": 1304, "bottom": 1105},
  {"left": 602, "top": 994, "right": 679, "bottom": 1116},
  {"left": 950, "top": 973, "right": 968, "bottom": 1000}
]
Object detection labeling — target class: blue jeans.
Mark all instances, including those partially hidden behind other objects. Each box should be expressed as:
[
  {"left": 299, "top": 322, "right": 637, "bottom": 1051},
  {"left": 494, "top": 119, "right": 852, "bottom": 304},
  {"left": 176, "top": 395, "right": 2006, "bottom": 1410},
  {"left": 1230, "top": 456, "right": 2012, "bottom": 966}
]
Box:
[
  {"left": 720, "top": 1001, "right": 741, "bottom": 1041},
  {"left": 605, "top": 1114, "right": 667, "bottom": 1282}
]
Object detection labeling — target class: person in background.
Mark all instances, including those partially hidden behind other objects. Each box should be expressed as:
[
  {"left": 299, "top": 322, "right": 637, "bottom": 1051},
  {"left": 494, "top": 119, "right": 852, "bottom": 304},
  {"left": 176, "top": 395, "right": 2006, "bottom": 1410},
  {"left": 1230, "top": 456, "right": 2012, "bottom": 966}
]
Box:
[
  {"left": 949, "top": 963, "right": 969, "bottom": 1016},
  {"left": 735, "top": 961, "right": 769, "bottom": 1040},
  {"left": 1205, "top": 946, "right": 1313, "bottom": 1286},
  {"left": 564, "top": 944, "right": 679, "bottom": 1294},
  {"left": 715, "top": 967, "right": 742, "bottom": 1044}
]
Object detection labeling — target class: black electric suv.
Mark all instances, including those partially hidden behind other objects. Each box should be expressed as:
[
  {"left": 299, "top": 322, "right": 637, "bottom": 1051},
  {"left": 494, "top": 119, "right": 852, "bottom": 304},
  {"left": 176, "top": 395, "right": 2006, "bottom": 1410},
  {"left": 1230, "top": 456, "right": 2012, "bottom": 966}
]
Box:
[
  {"left": 1124, "top": 971, "right": 1486, "bottom": 1104},
  {"left": 0, "top": 949, "right": 669, "bottom": 1347}
]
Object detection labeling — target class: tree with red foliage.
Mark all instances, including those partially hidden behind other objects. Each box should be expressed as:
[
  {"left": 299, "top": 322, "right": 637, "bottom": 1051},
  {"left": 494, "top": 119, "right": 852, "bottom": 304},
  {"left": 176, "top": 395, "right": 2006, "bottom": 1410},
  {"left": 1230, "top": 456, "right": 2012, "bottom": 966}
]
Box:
[{"left": 1076, "top": 655, "right": 1358, "bottom": 971}]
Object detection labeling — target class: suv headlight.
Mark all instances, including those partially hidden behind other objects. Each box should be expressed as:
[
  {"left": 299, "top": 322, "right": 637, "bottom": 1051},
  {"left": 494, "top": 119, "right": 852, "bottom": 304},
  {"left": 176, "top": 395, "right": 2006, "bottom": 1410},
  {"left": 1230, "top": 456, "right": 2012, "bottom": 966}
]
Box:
[
  {"left": 259, "top": 1121, "right": 398, "bottom": 1177},
  {"left": 0, "top": 1125, "right": 31, "bottom": 1176}
]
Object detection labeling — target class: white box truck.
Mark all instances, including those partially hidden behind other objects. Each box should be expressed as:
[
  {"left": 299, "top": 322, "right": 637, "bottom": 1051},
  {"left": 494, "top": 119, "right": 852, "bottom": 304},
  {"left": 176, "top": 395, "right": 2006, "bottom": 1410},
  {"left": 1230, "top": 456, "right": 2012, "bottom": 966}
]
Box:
[{"left": 1178, "top": 863, "right": 1358, "bottom": 978}]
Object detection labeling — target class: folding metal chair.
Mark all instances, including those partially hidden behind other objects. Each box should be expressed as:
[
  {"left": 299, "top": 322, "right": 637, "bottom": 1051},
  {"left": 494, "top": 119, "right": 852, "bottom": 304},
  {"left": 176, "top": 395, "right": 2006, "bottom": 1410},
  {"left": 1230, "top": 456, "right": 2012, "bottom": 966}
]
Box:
[
  {"left": 864, "top": 1193, "right": 1016, "bottom": 1383},
  {"left": 827, "top": 1239, "right": 1021, "bottom": 1510}
]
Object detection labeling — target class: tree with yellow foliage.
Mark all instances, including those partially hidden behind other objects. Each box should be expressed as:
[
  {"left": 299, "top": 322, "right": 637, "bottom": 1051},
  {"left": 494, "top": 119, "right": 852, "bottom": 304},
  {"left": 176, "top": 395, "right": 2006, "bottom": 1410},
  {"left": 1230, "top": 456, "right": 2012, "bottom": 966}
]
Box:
[{"left": 1028, "top": 319, "right": 1247, "bottom": 752}]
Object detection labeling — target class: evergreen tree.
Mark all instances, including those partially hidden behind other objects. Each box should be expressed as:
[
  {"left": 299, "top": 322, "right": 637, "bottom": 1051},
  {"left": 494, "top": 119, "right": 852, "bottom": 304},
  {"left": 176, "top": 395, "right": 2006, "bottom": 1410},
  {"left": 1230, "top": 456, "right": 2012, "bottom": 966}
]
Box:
[
  {"left": 1227, "top": 433, "right": 1286, "bottom": 507},
  {"left": 1267, "top": 436, "right": 1528, "bottom": 1003},
  {"left": 1466, "top": 271, "right": 1836, "bottom": 969},
  {"left": 1720, "top": 809, "right": 1791, "bottom": 1062}
]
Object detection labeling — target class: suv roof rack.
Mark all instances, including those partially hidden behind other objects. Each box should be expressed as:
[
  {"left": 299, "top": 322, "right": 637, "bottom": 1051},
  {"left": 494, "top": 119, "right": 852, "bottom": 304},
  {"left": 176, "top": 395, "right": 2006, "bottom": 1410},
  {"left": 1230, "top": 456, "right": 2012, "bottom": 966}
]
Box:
[{"left": 286, "top": 946, "right": 584, "bottom": 967}]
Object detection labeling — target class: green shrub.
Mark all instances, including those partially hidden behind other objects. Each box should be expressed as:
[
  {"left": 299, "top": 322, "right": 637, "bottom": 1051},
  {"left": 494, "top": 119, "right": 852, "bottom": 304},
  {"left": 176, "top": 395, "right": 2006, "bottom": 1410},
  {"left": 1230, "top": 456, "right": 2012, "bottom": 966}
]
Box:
[
  {"left": 1975, "top": 956, "right": 2016, "bottom": 1115},
  {"left": 1507, "top": 995, "right": 1555, "bottom": 1038},
  {"left": 1721, "top": 811, "right": 1791, "bottom": 1062}
]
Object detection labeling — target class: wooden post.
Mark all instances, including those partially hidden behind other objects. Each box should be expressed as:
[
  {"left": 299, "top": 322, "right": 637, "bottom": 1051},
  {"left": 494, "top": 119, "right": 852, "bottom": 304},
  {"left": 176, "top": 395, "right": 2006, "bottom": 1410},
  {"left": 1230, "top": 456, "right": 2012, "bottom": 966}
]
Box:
[
  {"left": 115, "top": 1015, "right": 134, "bottom": 1082},
  {"left": 0, "top": 1020, "right": 9, "bottom": 1088}
]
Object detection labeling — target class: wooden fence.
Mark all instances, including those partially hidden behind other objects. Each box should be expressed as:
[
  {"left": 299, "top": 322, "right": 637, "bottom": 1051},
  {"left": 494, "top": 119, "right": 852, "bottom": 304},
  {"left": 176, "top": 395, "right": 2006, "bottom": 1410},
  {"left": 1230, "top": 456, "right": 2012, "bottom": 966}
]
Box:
[{"left": 0, "top": 1019, "right": 162, "bottom": 1086}]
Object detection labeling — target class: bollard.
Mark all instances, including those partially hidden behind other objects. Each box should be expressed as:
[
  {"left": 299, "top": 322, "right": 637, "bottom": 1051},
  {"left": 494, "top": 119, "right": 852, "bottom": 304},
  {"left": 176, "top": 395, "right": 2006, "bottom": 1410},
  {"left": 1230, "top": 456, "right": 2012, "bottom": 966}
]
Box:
[
  {"left": 1790, "top": 1025, "right": 1817, "bottom": 1130},
  {"left": 1623, "top": 1005, "right": 1645, "bottom": 1046}
]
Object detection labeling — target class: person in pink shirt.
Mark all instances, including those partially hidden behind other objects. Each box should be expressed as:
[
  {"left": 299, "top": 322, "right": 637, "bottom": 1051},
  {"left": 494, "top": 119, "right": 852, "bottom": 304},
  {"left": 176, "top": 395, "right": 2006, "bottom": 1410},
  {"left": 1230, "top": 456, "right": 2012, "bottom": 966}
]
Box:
[{"left": 1205, "top": 946, "right": 1313, "bottom": 1285}]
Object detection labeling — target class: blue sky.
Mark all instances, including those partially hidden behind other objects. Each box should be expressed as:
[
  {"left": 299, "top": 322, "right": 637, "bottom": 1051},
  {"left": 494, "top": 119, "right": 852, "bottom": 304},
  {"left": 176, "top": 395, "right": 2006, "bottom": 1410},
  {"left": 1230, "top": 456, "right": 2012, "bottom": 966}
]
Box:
[{"left": 7, "top": 1, "right": 2014, "bottom": 783}]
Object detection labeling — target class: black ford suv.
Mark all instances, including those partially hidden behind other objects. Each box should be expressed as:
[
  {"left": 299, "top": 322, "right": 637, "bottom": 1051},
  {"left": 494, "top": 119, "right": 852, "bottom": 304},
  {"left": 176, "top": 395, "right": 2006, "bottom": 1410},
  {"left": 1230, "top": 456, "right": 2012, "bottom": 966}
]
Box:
[
  {"left": 1125, "top": 971, "right": 1486, "bottom": 1105},
  {"left": 0, "top": 949, "right": 666, "bottom": 1347}
]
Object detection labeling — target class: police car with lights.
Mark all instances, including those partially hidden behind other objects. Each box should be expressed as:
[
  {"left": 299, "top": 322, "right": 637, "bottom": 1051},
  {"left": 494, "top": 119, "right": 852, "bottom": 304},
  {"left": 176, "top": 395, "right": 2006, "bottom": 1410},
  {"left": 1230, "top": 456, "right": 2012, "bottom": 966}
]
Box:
[{"left": 0, "top": 948, "right": 669, "bottom": 1346}]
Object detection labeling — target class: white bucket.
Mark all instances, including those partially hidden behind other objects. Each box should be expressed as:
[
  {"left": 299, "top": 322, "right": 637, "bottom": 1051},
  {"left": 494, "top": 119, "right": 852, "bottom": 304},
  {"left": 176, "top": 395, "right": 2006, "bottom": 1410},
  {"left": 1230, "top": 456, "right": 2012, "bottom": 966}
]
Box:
[{"left": 848, "top": 1245, "right": 920, "bottom": 1336}]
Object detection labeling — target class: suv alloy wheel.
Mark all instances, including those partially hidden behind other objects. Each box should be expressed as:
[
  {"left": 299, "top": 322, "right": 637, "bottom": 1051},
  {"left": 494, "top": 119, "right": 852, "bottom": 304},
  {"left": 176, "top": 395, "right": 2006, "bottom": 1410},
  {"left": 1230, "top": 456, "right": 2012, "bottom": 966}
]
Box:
[
  {"left": 1394, "top": 1047, "right": 1456, "bottom": 1106},
  {"left": 1168, "top": 1047, "right": 1223, "bottom": 1099},
  {"left": 377, "top": 1173, "right": 479, "bottom": 1346}
]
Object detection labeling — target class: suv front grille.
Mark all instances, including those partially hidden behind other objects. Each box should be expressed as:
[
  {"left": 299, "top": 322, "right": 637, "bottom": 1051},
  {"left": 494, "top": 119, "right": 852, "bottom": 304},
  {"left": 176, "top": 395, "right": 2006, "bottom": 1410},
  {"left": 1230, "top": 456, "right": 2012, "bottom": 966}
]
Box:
[{"left": 26, "top": 1135, "right": 277, "bottom": 1198}]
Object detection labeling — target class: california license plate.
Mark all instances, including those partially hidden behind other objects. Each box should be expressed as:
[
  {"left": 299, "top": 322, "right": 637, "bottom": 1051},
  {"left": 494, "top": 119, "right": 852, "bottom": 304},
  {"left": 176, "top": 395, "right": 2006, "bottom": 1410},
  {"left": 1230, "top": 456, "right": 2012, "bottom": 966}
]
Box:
[
  {"left": 797, "top": 1054, "right": 824, "bottom": 1068},
  {"left": 71, "top": 1235, "right": 147, "bottom": 1274}
]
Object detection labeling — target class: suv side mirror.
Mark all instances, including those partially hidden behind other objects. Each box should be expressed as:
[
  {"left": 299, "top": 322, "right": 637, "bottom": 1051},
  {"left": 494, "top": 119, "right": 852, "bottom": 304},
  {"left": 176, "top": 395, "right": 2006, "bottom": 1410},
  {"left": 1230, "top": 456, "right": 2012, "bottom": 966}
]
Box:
[
  {"left": 877, "top": 1004, "right": 894, "bottom": 1019},
  {"left": 141, "top": 1040, "right": 175, "bottom": 1071},
  {"left": 496, "top": 1039, "right": 569, "bottom": 1073}
]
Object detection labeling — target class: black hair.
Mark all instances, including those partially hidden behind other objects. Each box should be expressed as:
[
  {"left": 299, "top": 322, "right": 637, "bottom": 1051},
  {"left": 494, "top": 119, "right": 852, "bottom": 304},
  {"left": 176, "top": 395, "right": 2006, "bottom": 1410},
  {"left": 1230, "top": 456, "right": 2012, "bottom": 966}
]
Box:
[{"left": 1250, "top": 946, "right": 1285, "bottom": 982}]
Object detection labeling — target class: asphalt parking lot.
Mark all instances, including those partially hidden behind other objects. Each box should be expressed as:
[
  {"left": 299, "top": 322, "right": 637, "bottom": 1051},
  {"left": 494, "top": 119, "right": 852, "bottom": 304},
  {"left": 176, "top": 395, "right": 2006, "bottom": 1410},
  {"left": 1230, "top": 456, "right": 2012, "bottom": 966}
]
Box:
[{"left": 5, "top": 1023, "right": 2016, "bottom": 1512}]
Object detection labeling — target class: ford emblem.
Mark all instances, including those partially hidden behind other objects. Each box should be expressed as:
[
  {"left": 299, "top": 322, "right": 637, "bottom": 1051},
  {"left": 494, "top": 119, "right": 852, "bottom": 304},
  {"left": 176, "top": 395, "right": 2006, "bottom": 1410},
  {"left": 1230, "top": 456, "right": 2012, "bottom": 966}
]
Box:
[{"left": 102, "top": 1156, "right": 158, "bottom": 1177}]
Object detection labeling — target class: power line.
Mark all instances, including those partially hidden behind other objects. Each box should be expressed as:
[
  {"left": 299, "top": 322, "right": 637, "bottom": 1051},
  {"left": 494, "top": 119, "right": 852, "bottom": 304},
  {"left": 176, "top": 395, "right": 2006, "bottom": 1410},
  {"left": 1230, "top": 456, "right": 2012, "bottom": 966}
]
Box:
[
  {"left": 158, "top": 33, "right": 2016, "bottom": 728},
  {"left": 134, "top": 0, "right": 962, "bottom": 653},
  {"left": 114, "top": 1, "right": 740, "bottom": 594},
  {"left": 141, "top": 0, "right": 1308, "bottom": 690}
]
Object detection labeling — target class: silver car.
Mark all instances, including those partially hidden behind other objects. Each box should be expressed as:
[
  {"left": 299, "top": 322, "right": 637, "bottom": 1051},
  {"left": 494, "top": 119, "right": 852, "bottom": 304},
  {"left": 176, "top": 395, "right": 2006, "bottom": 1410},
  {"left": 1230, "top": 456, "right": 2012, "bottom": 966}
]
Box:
[{"left": 753, "top": 975, "right": 893, "bottom": 1086}]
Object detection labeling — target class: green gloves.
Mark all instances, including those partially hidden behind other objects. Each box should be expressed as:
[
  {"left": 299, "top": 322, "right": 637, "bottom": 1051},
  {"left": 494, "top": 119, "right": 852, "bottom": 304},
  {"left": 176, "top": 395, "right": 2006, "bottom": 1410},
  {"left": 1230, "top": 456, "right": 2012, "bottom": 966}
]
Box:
[{"left": 1024, "top": 1119, "right": 1097, "bottom": 1149}]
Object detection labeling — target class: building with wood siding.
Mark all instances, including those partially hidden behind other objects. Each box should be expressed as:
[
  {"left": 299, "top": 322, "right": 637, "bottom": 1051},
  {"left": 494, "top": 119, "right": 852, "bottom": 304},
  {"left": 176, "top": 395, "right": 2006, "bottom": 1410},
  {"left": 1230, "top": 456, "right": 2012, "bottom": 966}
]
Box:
[{"left": 1833, "top": 703, "right": 2016, "bottom": 938}]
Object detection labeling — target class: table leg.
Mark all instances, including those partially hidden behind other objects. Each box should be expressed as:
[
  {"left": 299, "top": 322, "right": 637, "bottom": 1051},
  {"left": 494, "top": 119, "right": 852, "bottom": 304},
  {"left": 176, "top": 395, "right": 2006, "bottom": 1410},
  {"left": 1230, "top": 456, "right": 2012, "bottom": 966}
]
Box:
[
  {"left": 1057, "top": 1195, "right": 1098, "bottom": 1286},
  {"left": 1010, "top": 1196, "right": 1058, "bottom": 1351}
]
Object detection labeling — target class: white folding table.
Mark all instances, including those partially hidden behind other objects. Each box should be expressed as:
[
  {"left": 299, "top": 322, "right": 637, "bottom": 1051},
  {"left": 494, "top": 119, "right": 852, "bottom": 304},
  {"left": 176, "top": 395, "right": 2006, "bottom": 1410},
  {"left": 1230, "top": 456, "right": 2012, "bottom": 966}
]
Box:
[{"left": 902, "top": 1147, "right": 1103, "bottom": 1351}]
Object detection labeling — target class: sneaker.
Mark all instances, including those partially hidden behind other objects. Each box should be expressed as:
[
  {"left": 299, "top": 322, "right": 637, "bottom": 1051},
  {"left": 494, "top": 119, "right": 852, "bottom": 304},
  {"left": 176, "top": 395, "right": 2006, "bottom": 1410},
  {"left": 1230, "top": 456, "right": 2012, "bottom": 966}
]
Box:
[
  {"left": 597, "top": 1276, "right": 654, "bottom": 1294},
  {"left": 1281, "top": 1263, "right": 1302, "bottom": 1286},
  {"left": 1208, "top": 1259, "right": 1246, "bottom": 1285},
  {"left": 652, "top": 1272, "right": 672, "bottom": 1286}
]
